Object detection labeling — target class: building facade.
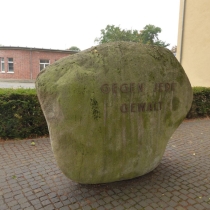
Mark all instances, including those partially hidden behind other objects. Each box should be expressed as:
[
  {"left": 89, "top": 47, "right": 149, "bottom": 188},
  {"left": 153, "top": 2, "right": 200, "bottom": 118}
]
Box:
[
  {"left": 0, "top": 47, "right": 77, "bottom": 80},
  {"left": 177, "top": 0, "right": 210, "bottom": 87}
]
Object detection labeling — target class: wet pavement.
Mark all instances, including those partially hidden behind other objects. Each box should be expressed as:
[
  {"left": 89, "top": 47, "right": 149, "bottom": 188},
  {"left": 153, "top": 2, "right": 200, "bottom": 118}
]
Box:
[{"left": 0, "top": 119, "right": 210, "bottom": 210}]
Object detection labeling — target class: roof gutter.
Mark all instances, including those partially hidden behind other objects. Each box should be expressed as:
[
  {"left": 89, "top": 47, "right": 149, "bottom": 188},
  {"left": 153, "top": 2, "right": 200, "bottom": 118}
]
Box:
[{"left": 0, "top": 46, "right": 77, "bottom": 54}]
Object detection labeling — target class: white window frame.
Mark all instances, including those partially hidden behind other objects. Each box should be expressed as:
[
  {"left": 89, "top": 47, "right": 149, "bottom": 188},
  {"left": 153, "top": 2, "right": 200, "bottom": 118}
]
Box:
[
  {"left": 0, "top": 58, "right": 5, "bottom": 73},
  {"left": 8, "top": 58, "right": 14, "bottom": 73},
  {"left": 40, "top": 59, "right": 50, "bottom": 71}
]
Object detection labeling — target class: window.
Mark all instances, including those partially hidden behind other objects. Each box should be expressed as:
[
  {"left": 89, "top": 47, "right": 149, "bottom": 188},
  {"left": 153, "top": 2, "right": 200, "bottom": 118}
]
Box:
[
  {"left": 40, "top": 59, "right": 50, "bottom": 71},
  {"left": 8, "top": 58, "right": 14, "bottom": 73},
  {"left": 0, "top": 58, "right": 5, "bottom": 73}
]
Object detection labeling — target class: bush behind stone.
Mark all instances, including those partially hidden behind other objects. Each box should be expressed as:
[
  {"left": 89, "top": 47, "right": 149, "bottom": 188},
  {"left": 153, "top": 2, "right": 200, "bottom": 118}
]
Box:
[
  {"left": 0, "top": 88, "right": 48, "bottom": 139},
  {"left": 0, "top": 87, "right": 209, "bottom": 139}
]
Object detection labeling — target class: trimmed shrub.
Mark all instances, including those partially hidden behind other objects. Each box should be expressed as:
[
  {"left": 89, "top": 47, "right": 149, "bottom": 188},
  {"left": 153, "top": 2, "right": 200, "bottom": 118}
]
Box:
[
  {"left": 0, "top": 88, "right": 48, "bottom": 139},
  {"left": 0, "top": 87, "right": 209, "bottom": 140},
  {"left": 187, "top": 87, "right": 210, "bottom": 119}
]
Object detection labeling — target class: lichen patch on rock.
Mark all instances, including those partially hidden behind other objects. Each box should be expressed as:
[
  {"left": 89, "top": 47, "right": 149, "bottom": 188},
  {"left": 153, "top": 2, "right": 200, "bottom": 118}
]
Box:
[{"left": 36, "top": 42, "right": 193, "bottom": 184}]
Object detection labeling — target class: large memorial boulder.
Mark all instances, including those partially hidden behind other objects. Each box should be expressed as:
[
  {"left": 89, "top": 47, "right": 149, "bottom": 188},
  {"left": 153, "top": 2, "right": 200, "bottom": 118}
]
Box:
[{"left": 36, "top": 42, "right": 193, "bottom": 184}]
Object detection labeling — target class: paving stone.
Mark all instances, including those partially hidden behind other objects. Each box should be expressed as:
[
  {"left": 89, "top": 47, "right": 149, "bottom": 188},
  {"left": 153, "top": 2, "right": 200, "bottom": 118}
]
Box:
[
  {"left": 139, "top": 200, "right": 148, "bottom": 207},
  {"left": 0, "top": 199, "right": 4, "bottom": 205},
  {"left": 24, "top": 207, "right": 35, "bottom": 210},
  {"left": 60, "top": 195, "right": 68, "bottom": 201},
  {"left": 36, "top": 192, "right": 45, "bottom": 198},
  {"left": 3, "top": 192, "right": 13, "bottom": 199},
  {"left": 54, "top": 201, "right": 64, "bottom": 208},
  {"left": 97, "top": 206, "right": 106, "bottom": 210},
  {"left": 41, "top": 199, "right": 51, "bottom": 206},
  {"left": 0, "top": 203, "right": 8, "bottom": 210},
  {"left": 5, "top": 196, "right": 14, "bottom": 203},
  {"left": 150, "top": 202, "right": 159, "bottom": 208},
  {"left": 176, "top": 206, "right": 186, "bottom": 210},
  {"left": 145, "top": 206, "right": 154, "bottom": 210},
  {"left": 0, "top": 119, "right": 210, "bottom": 210},
  {"left": 69, "top": 203, "right": 80, "bottom": 210},
  {"left": 97, "top": 199, "right": 106, "bottom": 205},
  {"left": 187, "top": 198, "right": 196, "bottom": 205},
  {"left": 20, "top": 201, "right": 31, "bottom": 208},
  {"left": 201, "top": 202, "right": 210, "bottom": 209},
  {"left": 111, "top": 200, "right": 119, "bottom": 207},
  {"left": 33, "top": 203, "right": 43, "bottom": 210},
  {"left": 62, "top": 199, "right": 71, "bottom": 205},
  {"left": 193, "top": 203, "right": 205, "bottom": 210},
  {"left": 113, "top": 206, "right": 124, "bottom": 210},
  {"left": 14, "top": 193, "right": 25, "bottom": 200},
  {"left": 60, "top": 206, "right": 70, "bottom": 210},
  {"left": 11, "top": 205, "right": 21, "bottom": 210},
  {"left": 187, "top": 206, "right": 197, "bottom": 210},
  {"left": 104, "top": 203, "right": 113, "bottom": 209},
  {"left": 161, "top": 195, "right": 170, "bottom": 202},
  {"left": 44, "top": 204, "right": 55, "bottom": 210},
  {"left": 82, "top": 205, "right": 92, "bottom": 210},
  {"left": 7, "top": 200, "right": 18, "bottom": 207},
  {"left": 179, "top": 194, "right": 188, "bottom": 200},
  {"left": 17, "top": 197, "right": 28, "bottom": 204},
  {"left": 27, "top": 194, "right": 37, "bottom": 201},
  {"left": 165, "top": 207, "right": 176, "bottom": 210}
]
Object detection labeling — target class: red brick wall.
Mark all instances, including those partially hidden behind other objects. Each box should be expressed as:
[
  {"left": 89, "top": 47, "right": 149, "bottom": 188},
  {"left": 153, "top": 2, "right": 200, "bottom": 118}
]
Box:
[{"left": 0, "top": 48, "right": 72, "bottom": 80}]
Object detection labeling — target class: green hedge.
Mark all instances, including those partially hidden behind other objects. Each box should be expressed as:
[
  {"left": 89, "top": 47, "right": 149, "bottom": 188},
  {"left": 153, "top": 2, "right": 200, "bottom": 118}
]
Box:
[
  {"left": 186, "top": 87, "right": 210, "bottom": 119},
  {"left": 0, "top": 87, "right": 209, "bottom": 140},
  {"left": 0, "top": 88, "right": 48, "bottom": 140}
]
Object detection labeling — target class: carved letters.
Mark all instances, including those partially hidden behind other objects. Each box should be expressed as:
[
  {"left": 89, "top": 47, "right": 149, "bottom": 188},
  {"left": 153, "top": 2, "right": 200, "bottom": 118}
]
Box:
[
  {"left": 120, "top": 102, "right": 162, "bottom": 113},
  {"left": 101, "top": 83, "right": 144, "bottom": 94},
  {"left": 100, "top": 82, "right": 176, "bottom": 113}
]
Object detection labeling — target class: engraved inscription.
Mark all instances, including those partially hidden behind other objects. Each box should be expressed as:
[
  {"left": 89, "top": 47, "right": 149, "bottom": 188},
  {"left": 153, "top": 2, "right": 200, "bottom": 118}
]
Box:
[
  {"left": 100, "top": 82, "right": 176, "bottom": 94},
  {"left": 154, "top": 83, "right": 176, "bottom": 92},
  {"left": 101, "top": 84, "right": 110, "bottom": 93},
  {"left": 120, "top": 102, "right": 162, "bottom": 113},
  {"left": 100, "top": 83, "right": 145, "bottom": 94},
  {"left": 100, "top": 82, "right": 176, "bottom": 113}
]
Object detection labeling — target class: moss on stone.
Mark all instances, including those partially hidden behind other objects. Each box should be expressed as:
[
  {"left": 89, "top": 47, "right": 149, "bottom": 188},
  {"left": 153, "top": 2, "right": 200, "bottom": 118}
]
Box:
[
  {"left": 36, "top": 41, "right": 193, "bottom": 184},
  {"left": 172, "top": 97, "right": 180, "bottom": 111}
]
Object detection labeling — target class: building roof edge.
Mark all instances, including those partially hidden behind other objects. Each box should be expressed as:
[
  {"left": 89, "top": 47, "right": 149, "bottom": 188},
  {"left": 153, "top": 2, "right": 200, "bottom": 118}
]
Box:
[{"left": 0, "top": 46, "right": 78, "bottom": 54}]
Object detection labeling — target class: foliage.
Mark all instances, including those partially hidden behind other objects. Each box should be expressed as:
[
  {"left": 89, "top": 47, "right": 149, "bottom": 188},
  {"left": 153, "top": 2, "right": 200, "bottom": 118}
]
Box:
[
  {"left": 94, "top": 25, "right": 140, "bottom": 44},
  {"left": 0, "top": 87, "right": 209, "bottom": 139},
  {"left": 0, "top": 88, "right": 48, "bottom": 139},
  {"left": 95, "top": 24, "right": 169, "bottom": 47},
  {"left": 187, "top": 87, "right": 210, "bottom": 118},
  {"left": 139, "top": 24, "right": 169, "bottom": 47},
  {"left": 67, "top": 46, "right": 81, "bottom": 51}
]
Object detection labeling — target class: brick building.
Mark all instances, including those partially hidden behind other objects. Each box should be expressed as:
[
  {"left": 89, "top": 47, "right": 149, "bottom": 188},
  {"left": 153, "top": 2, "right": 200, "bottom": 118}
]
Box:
[{"left": 0, "top": 46, "right": 77, "bottom": 80}]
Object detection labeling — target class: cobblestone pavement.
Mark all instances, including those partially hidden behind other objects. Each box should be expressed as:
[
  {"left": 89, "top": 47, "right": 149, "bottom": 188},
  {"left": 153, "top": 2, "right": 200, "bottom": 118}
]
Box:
[{"left": 0, "top": 119, "right": 210, "bottom": 210}]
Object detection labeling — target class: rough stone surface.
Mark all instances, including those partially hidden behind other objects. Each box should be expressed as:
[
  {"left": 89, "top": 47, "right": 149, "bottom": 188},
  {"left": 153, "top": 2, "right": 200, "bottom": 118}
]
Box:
[{"left": 36, "top": 41, "right": 193, "bottom": 184}]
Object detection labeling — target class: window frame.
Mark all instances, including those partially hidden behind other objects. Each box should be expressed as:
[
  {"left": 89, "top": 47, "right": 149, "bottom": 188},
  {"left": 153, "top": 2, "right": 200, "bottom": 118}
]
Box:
[
  {"left": 40, "top": 59, "right": 50, "bottom": 71},
  {"left": 7, "top": 58, "right": 14, "bottom": 73},
  {"left": 0, "top": 58, "right": 5, "bottom": 73}
]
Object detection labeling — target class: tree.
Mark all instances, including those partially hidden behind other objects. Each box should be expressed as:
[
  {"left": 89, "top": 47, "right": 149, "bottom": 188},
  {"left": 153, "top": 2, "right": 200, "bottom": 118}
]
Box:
[
  {"left": 94, "top": 25, "right": 140, "bottom": 44},
  {"left": 95, "top": 24, "right": 169, "bottom": 47},
  {"left": 67, "top": 46, "right": 81, "bottom": 51},
  {"left": 139, "top": 24, "right": 169, "bottom": 47}
]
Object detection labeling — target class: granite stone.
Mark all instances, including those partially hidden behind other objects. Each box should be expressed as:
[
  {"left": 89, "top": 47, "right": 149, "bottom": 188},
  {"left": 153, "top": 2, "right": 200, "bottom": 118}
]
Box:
[{"left": 36, "top": 42, "right": 193, "bottom": 184}]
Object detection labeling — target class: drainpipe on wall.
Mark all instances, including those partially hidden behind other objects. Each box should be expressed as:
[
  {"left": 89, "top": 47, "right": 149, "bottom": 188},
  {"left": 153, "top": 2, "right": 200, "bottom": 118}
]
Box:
[
  {"left": 30, "top": 48, "right": 32, "bottom": 80},
  {"left": 179, "top": 0, "right": 186, "bottom": 64}
]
